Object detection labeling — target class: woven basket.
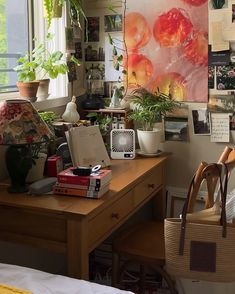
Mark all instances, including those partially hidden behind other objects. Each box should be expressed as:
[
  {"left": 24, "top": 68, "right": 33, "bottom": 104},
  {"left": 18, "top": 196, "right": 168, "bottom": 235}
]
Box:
[
  {"left": 165, "top": 219, "right": 235, "bottom": 282},
  {"left": 165, "top": 162, "right": 235, "bottom": 282}
]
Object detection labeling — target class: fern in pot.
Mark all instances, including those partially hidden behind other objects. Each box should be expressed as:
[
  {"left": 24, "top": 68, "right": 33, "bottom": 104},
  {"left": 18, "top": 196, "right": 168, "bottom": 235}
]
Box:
[{"left": 128, "top": 87, "right": 180, "bottom": 154}]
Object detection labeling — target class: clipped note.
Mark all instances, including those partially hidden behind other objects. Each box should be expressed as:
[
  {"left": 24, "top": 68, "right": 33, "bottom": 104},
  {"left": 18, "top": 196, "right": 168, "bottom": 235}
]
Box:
[{"left": 210, "top": 113, "right": 230, "bottom": 142}]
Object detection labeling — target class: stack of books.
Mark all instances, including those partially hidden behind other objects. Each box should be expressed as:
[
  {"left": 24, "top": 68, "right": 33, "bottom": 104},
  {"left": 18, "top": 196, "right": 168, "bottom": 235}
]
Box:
[{"left": 53, "top": 167, "right": 112, "bottom": 198}]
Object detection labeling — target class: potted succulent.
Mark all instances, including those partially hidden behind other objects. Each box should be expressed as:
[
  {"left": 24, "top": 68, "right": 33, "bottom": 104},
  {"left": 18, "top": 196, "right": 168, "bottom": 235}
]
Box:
[
  {"left": 14, "top": 33, "right": 80, "bottom": 100},
  {"left": 128, "top": 87, "right": 180, "bottom": 154}
]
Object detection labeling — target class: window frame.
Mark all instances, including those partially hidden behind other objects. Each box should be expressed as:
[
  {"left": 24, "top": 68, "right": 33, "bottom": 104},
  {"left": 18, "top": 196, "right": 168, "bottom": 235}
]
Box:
[{"left": 0, "top": 0, "right": 69, "bottom": 102}]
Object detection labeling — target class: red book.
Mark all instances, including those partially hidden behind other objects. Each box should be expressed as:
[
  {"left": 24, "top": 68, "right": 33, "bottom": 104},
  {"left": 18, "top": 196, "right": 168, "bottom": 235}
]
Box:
[
  {"left": 53, "top": 183, "right": 110, "bottom": 198},
  {"left": 54, "top": 182, "right": 104, "bottom": 191},
  {"left": 57, "top": 167, "right": 112, "bottom": 187}
]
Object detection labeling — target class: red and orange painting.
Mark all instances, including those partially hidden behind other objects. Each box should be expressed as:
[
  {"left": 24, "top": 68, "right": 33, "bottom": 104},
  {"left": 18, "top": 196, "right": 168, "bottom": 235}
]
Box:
[{"left": 124, "top": 0, "right": 208, "bottom": 102}]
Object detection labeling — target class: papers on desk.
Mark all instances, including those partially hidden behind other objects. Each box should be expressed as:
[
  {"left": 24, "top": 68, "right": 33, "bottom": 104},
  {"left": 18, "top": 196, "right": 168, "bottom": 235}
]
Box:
[{"left": 65, "top": 125, "right": 111, "bottom": 168}]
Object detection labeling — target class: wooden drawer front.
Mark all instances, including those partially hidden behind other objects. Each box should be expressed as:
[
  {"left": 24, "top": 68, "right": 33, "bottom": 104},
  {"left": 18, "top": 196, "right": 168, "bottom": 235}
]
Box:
[
  {"left": 0, "top": 208, "right": 66, "bottom": 242},
  {"left": 88, "top": 191, "right": 133, "bottom": 246},
  {"left": 133, "top": 165, "right": 163, "bottom": 207}
]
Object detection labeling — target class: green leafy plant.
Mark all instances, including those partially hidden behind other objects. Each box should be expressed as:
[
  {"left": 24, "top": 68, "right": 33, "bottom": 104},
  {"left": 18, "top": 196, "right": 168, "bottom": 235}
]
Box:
[
  {"left": 14, "top": 33, "right": 79, "bottom": 82},
  {"left": 39, "top": 111, "right": 59, "bottom": 126},
  {"left": 44, "top": 0, "right": 86, "bottom": 28},
  {"left": 128, "top": 87, "right": 180, "bottom": 131}
]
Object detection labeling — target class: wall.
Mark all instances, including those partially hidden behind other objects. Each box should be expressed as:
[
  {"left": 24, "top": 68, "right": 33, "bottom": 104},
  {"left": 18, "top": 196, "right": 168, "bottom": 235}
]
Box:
[{"left": 163, "top": 103, "right": 235, "bottom": 191}]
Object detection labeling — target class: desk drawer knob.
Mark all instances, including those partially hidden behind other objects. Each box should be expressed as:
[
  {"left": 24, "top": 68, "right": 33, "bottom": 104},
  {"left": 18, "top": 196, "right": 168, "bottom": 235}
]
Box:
[
  {"left": 111, "top": 213, "right": 119, "bottom": 219},
  {"left": 148, "top": 184, "right": 155, "bottom": 189}
]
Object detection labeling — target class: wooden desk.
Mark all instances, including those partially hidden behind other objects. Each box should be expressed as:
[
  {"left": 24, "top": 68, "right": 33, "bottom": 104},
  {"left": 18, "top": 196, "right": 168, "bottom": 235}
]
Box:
[{"left": 0, "top": 155, "right": 169, "bottom": 280}]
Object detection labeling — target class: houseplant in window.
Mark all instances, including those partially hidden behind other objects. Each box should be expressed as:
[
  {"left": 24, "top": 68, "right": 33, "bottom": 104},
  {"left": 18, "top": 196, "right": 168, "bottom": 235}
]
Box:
[
  {"left": 44, "top": 0, "right": 86, "bottom": 28},
  {"left": 14, "top": 34, "right": 79, "bottom": 100},
  {"left": 128, "top": 87, "right": 180, "bottom": 155}
]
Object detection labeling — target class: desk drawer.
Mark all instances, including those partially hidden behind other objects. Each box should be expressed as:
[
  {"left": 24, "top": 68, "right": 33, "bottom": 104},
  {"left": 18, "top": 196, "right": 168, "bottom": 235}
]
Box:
[
  {"left": 88, "top": 190, "right": 133, "bottom": 246},
  {"left": 133, "top": 165, "right": 162, "bottom": 207}
]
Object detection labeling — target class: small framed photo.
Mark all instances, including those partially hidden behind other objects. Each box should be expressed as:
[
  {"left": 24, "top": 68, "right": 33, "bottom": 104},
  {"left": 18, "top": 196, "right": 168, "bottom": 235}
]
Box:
[
  {"left": 104, "top": 14, "right": 122, "bottom": 32},
  {"left": 86, "top": 17, "right": 100, "bottom": 42},
  {"left": 192, "top": 109, "right": 211, "bottom": 135},
  {"left": 164, "top": 117, "right": 188, "bottom": 141}
]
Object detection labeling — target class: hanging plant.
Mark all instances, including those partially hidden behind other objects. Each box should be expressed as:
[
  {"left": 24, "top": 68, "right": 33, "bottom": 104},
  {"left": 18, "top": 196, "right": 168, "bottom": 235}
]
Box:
[
  {"left": 211, "top": 0, "right": 225, "bottom": 9},
  {"left": 43, "top": 0, "right": 86, "bottom": 29}
]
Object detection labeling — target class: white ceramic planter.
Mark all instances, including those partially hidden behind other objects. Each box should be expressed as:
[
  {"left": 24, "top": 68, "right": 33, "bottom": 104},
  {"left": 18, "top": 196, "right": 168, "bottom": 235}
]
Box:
[
  {"left": 37, "top": 79, "right": 50, "bottom": 101},
  {"left": 137, "top": 129, "right": 161, "bottom": 154}
]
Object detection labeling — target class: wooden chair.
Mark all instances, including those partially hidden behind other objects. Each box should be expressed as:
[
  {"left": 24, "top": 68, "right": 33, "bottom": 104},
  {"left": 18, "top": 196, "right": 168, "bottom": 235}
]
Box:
[{"left": 112, "top": 147, "right": 235, "bottom": 294}]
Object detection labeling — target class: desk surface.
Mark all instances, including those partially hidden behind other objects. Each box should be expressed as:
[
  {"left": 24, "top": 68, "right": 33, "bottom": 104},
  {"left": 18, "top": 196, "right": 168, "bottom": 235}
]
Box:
[
  {"left": 0, "top": 155, "right": 169, "bottom": 280},
  {"left": 0, "top": 155, "right": 169, "bottom": 216}
]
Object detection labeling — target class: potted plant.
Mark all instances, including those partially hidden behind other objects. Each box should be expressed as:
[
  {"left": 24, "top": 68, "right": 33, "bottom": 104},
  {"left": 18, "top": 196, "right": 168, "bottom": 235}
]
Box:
[
  {"left": 14, "top": 33, "right": 80, "bottom": 100},
  {"left": 43, "top": 0, "right": 86, "bottom": 28},
  {"left": 128, "top": 87, "right": 180, "bottom": 154}
]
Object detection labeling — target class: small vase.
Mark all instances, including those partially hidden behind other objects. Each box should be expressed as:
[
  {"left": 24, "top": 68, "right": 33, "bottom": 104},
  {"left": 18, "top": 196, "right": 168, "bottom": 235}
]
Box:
[{"left": 37, "top": 79, "right": 50, "bottom": 101}]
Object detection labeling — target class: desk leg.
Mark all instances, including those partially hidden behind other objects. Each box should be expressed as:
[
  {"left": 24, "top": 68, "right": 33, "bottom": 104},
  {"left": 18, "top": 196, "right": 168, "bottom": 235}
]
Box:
[
  {"left": 152, "top": 187, "right": 166, "bottom": 220},
  {"left": 67, "top": 219, "right": 89, "bottom": 280},
  {"left": 153, "top": 162, "right": 167, "bottom": 220}
]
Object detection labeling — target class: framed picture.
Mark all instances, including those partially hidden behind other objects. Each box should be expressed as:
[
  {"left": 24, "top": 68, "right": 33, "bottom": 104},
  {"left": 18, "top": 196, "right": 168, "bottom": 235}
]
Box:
[
  {"left": 164, "top": 117, "right": 188, "bottom": 141},
  {"left": 192, "top": 109, "right": 211, "bottom": 135},
  {"left": 104, "top": 14, "right": 122, "bottom": 32},
  {"left": 86, "top": 17, "right": 100, "bottom": 42}
]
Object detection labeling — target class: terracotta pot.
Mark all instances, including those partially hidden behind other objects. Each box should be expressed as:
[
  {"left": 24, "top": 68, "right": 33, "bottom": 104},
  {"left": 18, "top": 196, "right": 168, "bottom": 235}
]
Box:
[
  {"left": 37, "top": 79, "right": 50, "bottom": 101},
  {"left": 16, "top": 81, "right": 40, "bottom": 101}
]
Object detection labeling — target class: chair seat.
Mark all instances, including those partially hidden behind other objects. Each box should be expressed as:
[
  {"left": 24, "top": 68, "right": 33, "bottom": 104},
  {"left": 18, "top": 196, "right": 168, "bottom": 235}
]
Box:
[{"left": 113, "top": 221, "right": 165, "bottom": 265}]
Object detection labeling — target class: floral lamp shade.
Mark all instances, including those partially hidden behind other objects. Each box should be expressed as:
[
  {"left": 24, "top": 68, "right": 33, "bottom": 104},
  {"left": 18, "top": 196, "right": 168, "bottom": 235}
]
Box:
[{"left": 0, "top": 99, "right": 53, "bottom": 145}]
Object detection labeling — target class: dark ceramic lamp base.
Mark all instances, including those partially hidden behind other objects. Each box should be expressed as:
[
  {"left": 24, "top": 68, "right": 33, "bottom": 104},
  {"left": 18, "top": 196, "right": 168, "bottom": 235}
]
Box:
[{"left": 6, "top": 145, "right": 33, "bottom": 193}]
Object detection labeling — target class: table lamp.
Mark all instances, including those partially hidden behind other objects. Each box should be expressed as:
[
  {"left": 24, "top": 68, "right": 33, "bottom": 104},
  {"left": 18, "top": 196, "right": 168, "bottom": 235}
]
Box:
[{"left": 0, "top": 99, "right": 53, "bottom": 193}]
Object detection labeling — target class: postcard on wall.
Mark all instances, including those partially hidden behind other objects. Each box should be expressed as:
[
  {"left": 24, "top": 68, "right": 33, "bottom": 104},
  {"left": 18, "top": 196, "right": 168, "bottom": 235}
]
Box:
[
  {"left": 104, "top": 14, "right": 122, "bottom": 32},
  {"left": 164, "top": 117, "right": 188, "bottom": 142},
  {"left": 192, "top": 109, "right": 211, "bottom": 135},
  {"left": 104, "top": 33, "right": 123, "bottom": 82},
  {"left": 210, "top": 113, "right": 230, "bottom": 142},
  {"left": 86, "top": 17, "right": 100, "bottom": 42},
  {"left": 208, "top": 94, "right": 235, "bottom": 112}
]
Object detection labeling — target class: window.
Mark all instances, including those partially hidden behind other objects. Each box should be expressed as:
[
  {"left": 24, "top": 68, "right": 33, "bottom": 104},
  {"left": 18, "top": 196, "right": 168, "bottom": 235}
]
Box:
[
  {"left": 0, "top": 0, "right": 67, "bottom": 99},
  {"left": 0, "top": 0, "right": 30, "bottom": 93}
]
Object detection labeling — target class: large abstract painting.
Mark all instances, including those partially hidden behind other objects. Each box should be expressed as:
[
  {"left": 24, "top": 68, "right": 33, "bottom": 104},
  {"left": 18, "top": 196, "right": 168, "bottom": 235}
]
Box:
[{"left": 124, "top": 0, "right": 208, "bottom": 102}]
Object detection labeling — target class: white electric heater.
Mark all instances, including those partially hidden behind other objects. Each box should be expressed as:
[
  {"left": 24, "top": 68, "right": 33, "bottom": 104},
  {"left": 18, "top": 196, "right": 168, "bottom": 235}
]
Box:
[{"left": 110, "top": 129, "right": 135, "bottom": 159}]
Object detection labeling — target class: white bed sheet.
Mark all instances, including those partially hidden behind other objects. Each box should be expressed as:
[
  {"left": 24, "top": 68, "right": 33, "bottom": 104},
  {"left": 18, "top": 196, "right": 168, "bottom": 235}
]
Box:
[{"left": 0, "top": 263, "right": 134, "bottom": 294}]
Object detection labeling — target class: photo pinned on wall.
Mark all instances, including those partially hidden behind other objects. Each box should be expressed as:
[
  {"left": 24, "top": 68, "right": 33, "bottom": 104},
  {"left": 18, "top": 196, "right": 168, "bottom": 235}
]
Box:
[
  {"left": 216, "top": 65, "right": 235, "bottom": 90},
  {"left": 85, "top": 44, "right": 105, "bottom": 61},
  {"left": 74, "top": 42, "right": 82, "bottom": 59},
  {"left": 85, "top": 63, "right": 105, "bottom": 80},
  {"left": 230, "top": 114, "right": 235, "bottom": 130},
  {"left": 86, "top": 17, "right": 100, "bottom": 42},
  {"left": 164, "top": 117, "right": 188, "bottom": 142},
  {"left": 192, "top": 109, "right": 211, "bottom": 135},
  {"left": 232, "top": 3, "right": 235, "bottom": 22},
  {"left": 67, "top": 59, "right": 77, "bottom": 82},
  {"left": 104, "top": 14, "right": 122, "bottom": 32},
  {"left": 208, "top": 93, "right": 235, "bottom": 112},
  {"left": 208, "top": 66, "right": 215, "bottom": 89}
]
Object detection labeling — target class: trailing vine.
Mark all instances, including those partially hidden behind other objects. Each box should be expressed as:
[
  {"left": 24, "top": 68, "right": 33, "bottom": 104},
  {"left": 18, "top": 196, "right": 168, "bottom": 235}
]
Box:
[{"left": 108, "top": 0, "right": 129, "bottom": 98}]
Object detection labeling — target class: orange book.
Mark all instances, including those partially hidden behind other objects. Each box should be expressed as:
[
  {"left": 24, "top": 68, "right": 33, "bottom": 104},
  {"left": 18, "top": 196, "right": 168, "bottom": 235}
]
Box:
[{"left": 53, "top": 183, "right": 110, "bottom": 198}]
